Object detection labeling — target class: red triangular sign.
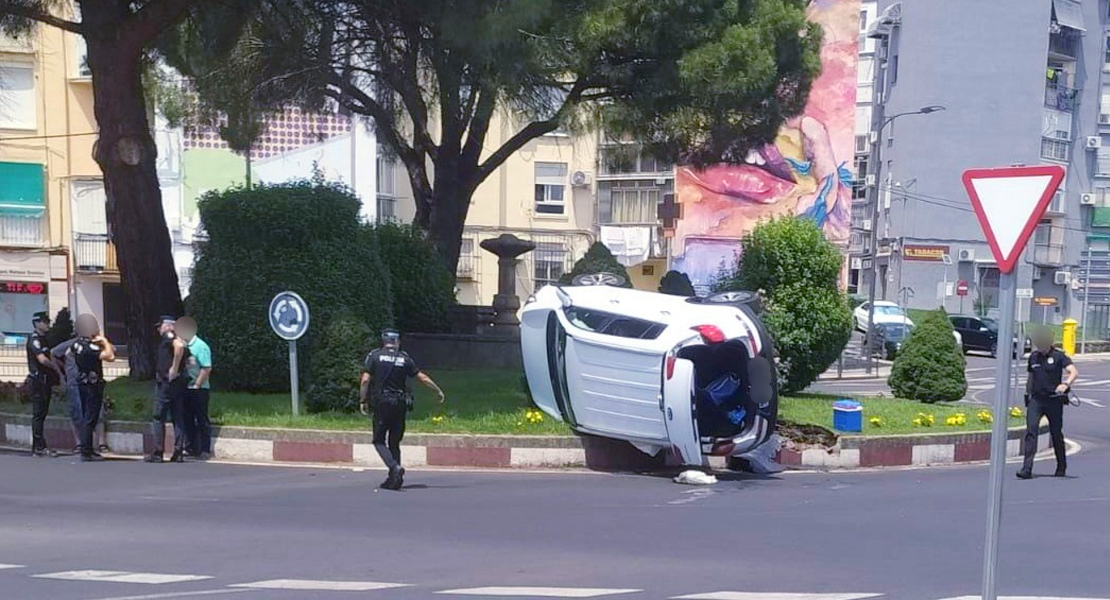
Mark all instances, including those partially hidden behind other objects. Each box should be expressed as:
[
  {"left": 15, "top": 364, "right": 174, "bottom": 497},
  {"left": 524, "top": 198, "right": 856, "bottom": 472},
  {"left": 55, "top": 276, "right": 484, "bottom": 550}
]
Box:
[{"left": 962, "top": 165, "right": 1065, "bottom": 274}]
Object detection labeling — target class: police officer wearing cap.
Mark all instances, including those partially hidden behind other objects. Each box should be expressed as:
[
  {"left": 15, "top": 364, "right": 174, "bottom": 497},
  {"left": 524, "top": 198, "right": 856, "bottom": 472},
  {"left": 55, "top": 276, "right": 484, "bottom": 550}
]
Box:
[
  {"left": 63, "top": 314, "right": 116, "bottom": 461},
  {"left": 1018, "top": 327, "right": 1079, "bottom": 479},
  {"left": 359, "top": 329, "right": 444, "bottom": 490},
  {"left": 26, "top": 311, "right": 61, "bottom": 457},
  {"left": 147, "top": 316, "right": 189, "bottom": 463}
]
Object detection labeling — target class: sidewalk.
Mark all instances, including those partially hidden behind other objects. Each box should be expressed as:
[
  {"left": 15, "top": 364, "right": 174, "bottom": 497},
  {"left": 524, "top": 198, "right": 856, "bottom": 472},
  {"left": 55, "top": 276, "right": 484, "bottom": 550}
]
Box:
[{"left": 817, "top": 363, "right": 891, "bottom": 381}]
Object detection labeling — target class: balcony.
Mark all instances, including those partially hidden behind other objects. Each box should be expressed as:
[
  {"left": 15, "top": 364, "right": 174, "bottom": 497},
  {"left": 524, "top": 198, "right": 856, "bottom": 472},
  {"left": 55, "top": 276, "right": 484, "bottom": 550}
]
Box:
[
  {"left": 1093, "top": 207, "right": 1110, "bottom": 228},
  {"left": 456, "top": 254, "right": 477, "bottom": 280},
  {"left": 1045, "top": 84, "right": 1078, "bottom": 112},
  {"left": 1049, "top": 31, "right": 1079, "bottom": 59},
  {"left": 0, "top": 214, "right": 45, "bottom": 246},
  {"left": 1033, "top": 243, "right": 1065, "bottom": 266},
  {"left": 74, "top": 233, "right": 118, "bottom": 273}
]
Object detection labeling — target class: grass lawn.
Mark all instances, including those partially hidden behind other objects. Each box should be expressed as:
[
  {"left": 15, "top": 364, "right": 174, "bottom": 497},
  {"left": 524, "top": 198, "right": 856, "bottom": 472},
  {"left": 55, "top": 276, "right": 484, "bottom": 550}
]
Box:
[
  {"left": 782, "top": 394, "right": 1024, "bottom": 435},
  {"left": 0, "top": 369, "right": 1023, "bottom": 438}
]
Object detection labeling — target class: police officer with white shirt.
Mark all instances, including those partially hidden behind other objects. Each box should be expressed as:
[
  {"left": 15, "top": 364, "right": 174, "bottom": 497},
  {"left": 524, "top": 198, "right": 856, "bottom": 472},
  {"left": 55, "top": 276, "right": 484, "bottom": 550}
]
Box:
[{"left": 359, "top": 330, "right": 444, "bottom": 490}]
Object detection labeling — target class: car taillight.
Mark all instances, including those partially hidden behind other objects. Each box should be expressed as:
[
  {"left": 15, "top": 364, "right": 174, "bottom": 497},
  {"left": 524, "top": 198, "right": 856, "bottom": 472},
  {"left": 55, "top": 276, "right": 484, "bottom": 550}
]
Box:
[
  {"left": 692, "top": 324, "right": 726, "bottom": 344},
  {"left": 665, "top": 355, "right": 677, "bottom": 380}
]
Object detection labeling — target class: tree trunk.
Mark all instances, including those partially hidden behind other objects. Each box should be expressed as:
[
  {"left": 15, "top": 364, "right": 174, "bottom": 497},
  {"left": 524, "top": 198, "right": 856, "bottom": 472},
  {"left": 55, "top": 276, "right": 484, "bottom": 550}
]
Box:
[
  {"left": 87, "top": 40, "right": 183, "bottom": 379},
  {"left": 426, "top": 170, "right": 475, "bottom": 276}
]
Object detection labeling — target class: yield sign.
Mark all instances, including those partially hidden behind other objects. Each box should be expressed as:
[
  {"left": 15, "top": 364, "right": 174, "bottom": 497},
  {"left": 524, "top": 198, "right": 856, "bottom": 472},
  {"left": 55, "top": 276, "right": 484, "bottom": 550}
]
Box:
[{"left": 962, "top": 165, "right": 1065, "bottom": 274}]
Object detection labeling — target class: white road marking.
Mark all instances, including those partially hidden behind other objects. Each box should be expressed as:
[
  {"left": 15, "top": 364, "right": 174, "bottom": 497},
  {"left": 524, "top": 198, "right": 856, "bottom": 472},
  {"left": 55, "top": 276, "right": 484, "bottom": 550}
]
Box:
[
  {"left": 88, "top": 590, "right": 253, "bottom": 600},
  {"left": 1075, "top": 378, "right": 1110, "bottom": 386},
  {"left": 1079, "top": 398, "right": 1106, "bottom": 408},
  {"left": 437, "top": 587, "right": 641, "bottom": 597},
  {"left": 672, "top": 594, "right": 883, "bottom": 600},
  {"left": 0, "top": 564, "right": 24, "bottom": 570},
  {"left": 937, "top": 596, "right": 1110, "bottom": 600},
  {"left": 34, "top": 570, "right": 213, "bottom": 585},
  {"left": 231, "top": 579, "right": 409, "bottom": 591}
]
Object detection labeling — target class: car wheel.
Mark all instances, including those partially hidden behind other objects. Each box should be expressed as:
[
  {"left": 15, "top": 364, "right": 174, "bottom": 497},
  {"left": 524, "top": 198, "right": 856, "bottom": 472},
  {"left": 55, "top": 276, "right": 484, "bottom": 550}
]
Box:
[
  {"left": 989, "top": 341, "right": 997, "bottom": 358},
  {"left": 571, "top": 272, "right": 627, "bottom": 287},
  {"left": 689, "top": 290, "right": 764, "bottom": 312}
]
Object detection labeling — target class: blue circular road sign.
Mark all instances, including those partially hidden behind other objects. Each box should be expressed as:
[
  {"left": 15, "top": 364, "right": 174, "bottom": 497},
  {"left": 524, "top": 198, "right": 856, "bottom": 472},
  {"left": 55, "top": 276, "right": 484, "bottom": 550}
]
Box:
[{"left": 268, "top": 291, "right": 310, "bottom": 341}]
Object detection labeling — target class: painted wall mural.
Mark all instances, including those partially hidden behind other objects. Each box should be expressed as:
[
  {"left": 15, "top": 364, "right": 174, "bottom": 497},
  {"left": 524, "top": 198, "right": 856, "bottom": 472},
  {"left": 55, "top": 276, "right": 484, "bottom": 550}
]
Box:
[{"left": 670, "top": 0, "right": 860, "bottom": 290}]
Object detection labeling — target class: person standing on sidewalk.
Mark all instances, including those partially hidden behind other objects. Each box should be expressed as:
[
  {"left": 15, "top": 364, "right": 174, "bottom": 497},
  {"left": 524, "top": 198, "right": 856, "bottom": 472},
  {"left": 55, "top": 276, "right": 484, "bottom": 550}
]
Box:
[
  {"left": 1018, "top": 327, "right": 1078, "bottom": 479},
  {"left": 359, "top": 329, "right": 445, "bottom": 490},
  {"left": 146, "top": 317, "right": 189, "bottom": 463},
  {"left": 176, "top": 317, "right": 213, "bottom": 460},
  {"left": 26, "top": 311, "right": 61, "bottom": 457},
  {"left": 68, "top": 314, "right": 115, "bottom": 462}
]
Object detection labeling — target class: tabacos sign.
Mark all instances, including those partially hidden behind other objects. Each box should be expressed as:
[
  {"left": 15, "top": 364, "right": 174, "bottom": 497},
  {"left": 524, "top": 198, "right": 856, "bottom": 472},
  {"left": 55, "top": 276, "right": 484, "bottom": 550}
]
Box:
[{"left": 903, "top": 245, "right": 950, "bottom": 262}]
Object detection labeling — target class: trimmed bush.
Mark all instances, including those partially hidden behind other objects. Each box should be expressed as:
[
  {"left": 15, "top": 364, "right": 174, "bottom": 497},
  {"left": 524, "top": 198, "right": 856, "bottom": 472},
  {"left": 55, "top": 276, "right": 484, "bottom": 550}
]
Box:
[
  {"left": 373, "top": 223, "right": 455, "bottom": 333},
  {"left": 714, "top": 216, "right": 852, "bottom": 392},
  {"left": 659, "top": 270, "right": 695, "bottom": 296},
  {"left": 190, "top": 181, "right": 393, "bottom": 392},
  {"left": 306, "top": 311, "right": 374, "bottom": 413},
  {"left": 560, "top": 242, "right": 631, "bottom": 287},
  {"left": 762, "top": 283, "right": 852, "bottom": 392},
  {"left": 888, "top": 308, "right": 967, "bottom": 402}
]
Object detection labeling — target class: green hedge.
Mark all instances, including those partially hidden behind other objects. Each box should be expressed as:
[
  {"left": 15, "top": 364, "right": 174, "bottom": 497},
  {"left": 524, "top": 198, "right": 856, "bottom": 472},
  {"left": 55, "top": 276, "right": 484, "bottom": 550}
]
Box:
[
  {"left": 374, "top": 223, "right": 454, "bottom": 333},
  {"left": 189, "top": 182, "right": 394, "bottom": 392}
]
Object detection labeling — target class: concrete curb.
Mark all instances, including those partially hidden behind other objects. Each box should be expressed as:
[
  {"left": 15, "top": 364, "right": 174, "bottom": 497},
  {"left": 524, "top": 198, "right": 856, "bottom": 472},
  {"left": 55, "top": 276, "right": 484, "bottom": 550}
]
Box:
[
  {"left": 0, "top": 412, "right": 1051, "bottom": 471},
  {"left": 778, "top": 426, "right": 1051, "bottom": 469}
]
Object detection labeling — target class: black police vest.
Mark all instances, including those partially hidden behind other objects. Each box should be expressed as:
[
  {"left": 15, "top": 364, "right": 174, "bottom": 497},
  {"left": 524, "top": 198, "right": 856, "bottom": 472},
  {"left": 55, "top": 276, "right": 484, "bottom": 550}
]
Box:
[
  {"left": 26, "top": 333, "right": 47, "bottom": 377},
  {"left": 156, "top": 333, "right": 189, "bottom": 381},
  {"left": 71, "top": 338, "right": 104, "bottom": 385}
]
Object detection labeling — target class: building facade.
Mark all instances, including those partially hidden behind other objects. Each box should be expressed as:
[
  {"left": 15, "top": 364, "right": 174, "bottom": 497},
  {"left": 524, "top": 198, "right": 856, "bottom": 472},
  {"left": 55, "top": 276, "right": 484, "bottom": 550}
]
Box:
[{"left": 850, "top": 0, "right": 1109, "bottom": 327}]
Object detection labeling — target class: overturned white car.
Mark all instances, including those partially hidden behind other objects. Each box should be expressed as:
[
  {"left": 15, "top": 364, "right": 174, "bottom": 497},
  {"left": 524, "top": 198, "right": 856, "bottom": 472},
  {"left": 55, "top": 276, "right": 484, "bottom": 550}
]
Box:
[{"left": 519, "top": 275, "right": 778, "bottom": 467}]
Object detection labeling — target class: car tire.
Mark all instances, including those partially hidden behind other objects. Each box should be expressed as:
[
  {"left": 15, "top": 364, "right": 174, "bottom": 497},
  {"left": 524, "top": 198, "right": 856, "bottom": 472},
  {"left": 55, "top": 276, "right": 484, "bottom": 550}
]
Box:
[
  {"left": 571, "top": 272, "right": 627, "bottom": 287},
  {"left": 689, "top": 290, "right": 764, "bottom": 313},
  {"left": 989, "top": 341, "right": 997, "bottom": 358}
]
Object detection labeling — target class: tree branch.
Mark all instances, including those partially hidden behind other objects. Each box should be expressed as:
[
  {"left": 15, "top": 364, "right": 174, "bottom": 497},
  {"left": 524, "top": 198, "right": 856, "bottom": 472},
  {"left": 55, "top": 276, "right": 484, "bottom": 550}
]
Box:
[
  {"left": 0, "top": 2, "right": 84, "bottom": 34},
  {"left": 126, "top": 0, "right": 198, "bottom": 47},
  {"left": 460, "top": 84, "right": 498, "bottom": 169}
]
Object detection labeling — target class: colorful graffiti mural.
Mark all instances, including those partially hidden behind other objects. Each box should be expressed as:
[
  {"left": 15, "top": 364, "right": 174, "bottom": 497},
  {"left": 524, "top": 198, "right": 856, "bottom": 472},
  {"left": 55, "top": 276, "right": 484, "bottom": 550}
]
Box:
[{"left": 670, "top": 0, "right": 860, "bottom": 289}]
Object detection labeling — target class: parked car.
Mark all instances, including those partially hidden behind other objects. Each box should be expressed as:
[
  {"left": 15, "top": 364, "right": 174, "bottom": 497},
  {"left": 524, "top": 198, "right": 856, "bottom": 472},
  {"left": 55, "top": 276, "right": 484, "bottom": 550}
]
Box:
[
  {"left": 854, "top": 300, "right": 913, "bottom": 333},
  {"left": 867, "top": 323, "right": 962, "bottom": 360},
  {"left": 519, "top": 276, "right": 777, "bottom": 468},
  {"left": 949, "top": 315, "right": 1031, "bottom": 358}
]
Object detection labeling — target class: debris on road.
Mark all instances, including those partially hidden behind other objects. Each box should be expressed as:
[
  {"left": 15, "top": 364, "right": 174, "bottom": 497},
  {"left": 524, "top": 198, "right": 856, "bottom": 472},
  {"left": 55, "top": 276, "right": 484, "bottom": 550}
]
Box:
[{"left": 674, "top": 470, "right": 718, "bottom": 485}]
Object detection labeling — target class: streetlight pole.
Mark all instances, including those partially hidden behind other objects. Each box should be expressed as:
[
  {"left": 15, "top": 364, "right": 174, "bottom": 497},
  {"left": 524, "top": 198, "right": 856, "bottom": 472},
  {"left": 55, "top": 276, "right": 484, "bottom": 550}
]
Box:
[
  {"left": 861, "top": 104, "right": 946, "bottom": 373},
  {"left": 1080, "top": 240, "right": 1092, "bottom": 354}
]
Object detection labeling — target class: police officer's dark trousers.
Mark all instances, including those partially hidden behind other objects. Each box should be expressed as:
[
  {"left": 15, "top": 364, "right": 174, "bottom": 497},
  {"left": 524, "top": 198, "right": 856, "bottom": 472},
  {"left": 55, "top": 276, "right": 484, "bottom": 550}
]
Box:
[
  {"left": 29, "top": 375, "right": 51, "bottom": 452},
  {"left": 152, "top": 380, "right": 186, "bottom": 458},
  {"left": 78, "top": 382, "right": 103, "bottom": 458},
  {"left": 1023, "top": 397, "right": 1067, "bottom": 473},
  {"left": 372, "top": 399, "right": 406, "bottom": 472}
]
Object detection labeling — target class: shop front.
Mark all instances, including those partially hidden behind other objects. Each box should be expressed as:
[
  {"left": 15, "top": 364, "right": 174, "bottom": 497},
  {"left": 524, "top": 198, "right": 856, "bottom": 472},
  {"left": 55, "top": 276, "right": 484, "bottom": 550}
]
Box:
[{"left": 0, "top": 252, "right": 69, "bottom": 345}]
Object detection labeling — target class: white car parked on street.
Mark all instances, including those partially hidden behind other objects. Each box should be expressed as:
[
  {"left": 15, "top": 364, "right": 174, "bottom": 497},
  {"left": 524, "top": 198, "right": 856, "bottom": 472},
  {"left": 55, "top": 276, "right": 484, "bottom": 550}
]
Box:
[
  {"left": 854, "top": 300, "right": 913, "bottom": 333},
  {"left": 519, "top": 274, "right": 778, "bottom": 467}
]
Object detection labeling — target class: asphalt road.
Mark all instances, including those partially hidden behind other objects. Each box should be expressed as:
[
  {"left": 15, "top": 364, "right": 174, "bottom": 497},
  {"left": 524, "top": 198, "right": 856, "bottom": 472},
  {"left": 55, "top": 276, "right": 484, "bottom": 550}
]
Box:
[{"left": 3, "top": 360, "right": 1110, "bottom": 600}]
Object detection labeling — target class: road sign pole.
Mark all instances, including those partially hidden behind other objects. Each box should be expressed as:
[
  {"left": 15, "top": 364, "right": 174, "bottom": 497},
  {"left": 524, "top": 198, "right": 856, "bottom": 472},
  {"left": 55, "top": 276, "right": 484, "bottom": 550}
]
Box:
[
  {"left": 982, "top": 270, "right": 1016, "bottom": 600},
  {"left": 289, "top": 340, "right": 300, "bottom": 417}
]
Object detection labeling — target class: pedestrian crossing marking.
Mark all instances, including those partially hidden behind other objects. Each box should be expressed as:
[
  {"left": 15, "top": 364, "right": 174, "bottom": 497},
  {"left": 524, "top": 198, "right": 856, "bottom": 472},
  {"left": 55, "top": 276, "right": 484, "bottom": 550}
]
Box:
[
  {"left": 231, "top": 579, "right": 410, "bottom": 591},
  {"left": 670, "top": 590, "right": 879, "bottom": 594},
  {"left": 438, "top": 587, "right": 642, "bottom": 598},
  {"left": 33, "top": 570, "right": 213, "bottom": 584},
  {"left": 938, "top": 596, "right": 1110, "bottom": 600}
]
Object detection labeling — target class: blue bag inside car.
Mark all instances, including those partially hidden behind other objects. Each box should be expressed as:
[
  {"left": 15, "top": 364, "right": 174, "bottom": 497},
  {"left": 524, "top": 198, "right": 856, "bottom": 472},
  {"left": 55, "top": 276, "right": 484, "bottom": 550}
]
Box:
[{"left": 705, "top": 374, "right": 742, "bottom": 407}]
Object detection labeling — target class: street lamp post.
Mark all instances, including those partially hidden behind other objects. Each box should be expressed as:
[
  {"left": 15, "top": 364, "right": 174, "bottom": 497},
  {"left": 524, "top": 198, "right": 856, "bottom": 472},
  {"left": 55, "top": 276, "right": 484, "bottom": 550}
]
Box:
[{"left": 862, "top": 105, "right": 945, "bottom": 373}]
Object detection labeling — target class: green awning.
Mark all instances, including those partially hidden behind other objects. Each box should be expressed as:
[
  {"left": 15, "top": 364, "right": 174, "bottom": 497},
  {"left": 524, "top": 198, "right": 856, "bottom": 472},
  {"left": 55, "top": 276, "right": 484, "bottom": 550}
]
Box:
[{"left": 0, "top": 162, "right": 45, "bottom": 218}]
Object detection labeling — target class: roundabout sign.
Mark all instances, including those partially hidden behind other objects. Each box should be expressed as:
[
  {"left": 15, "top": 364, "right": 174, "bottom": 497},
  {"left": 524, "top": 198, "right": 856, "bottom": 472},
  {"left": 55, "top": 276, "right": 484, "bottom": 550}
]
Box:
[{"left": 268, "top": 291, "right": 310, "bottom": 415}]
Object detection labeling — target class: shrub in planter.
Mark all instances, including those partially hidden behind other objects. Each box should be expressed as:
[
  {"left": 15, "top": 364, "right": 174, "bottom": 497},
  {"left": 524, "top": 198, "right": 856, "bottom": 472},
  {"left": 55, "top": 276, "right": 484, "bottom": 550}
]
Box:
[
  {"left": 762, "top": 283, "right": 852, "bottom": 393},
  {"left": 888, "top": 308, "right": 967, "bottom": 402}
]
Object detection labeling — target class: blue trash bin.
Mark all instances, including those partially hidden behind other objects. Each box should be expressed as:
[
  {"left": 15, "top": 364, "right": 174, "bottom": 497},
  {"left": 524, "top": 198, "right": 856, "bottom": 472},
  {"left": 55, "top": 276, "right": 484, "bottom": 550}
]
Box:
[{"left": 833, "top": 399, "right": 863, "bottom": 432}]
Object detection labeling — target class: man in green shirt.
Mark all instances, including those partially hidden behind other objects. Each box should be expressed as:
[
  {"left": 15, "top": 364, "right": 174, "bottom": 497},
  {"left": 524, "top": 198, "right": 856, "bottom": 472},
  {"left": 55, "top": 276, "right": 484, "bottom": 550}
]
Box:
[{"left": 176, "top": 317, "right": 213, "bottom": 460}]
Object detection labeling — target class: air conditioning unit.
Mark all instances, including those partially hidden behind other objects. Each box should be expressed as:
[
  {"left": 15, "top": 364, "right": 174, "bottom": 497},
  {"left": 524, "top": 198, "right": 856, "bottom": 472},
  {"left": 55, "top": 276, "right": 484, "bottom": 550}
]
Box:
[
  {"left": 958, "top": 249, "right": 976, "bottom": 262},
  {"left": 1087, "top": 136, "right": 1103, "bottom": 150},
  {"left": 1033, "top": 266, "right": 1044, "bottom": 280},
  {"left": 862, "top": 219, "right": 873, "bottom": 231},
  {"left": 865, "top": 174, "right": 876, "bottom": 187},
  {"left": 1081, "top": 192, "right": 1097, "bottom": 205},
  {"left": 570, "top": 170, "right": 592, "bottom": 187},
  {"left": 1100, "top": 113, "right": 1110, "bottom": 125},
  {"left": 1055, "top": 271, "right": 1072, "bottom": 286}
]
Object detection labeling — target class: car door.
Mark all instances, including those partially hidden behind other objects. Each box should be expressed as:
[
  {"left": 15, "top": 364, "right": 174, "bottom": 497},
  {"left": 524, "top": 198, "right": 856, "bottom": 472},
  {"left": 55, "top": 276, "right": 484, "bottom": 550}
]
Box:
[
  {"left": 965, "top": 317, "right": 987, "bottom": 350},
  {"left": 661, "top": 355, "right": 704, "bottom": 466},
  {"left": 554, "top": 307, "right": 671, "bottom": 445},
  {"left": 950, "top": 317, "right": 967, "bottom": 344}
]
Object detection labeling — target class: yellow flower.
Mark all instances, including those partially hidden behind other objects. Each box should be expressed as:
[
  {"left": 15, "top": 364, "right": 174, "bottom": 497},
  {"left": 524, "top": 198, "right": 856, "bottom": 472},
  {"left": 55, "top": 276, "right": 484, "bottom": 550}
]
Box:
[
  {"left": 977, "top": 410, "right": 993, "bottom": 424},
  {"left": 1010, "top": 407, "right": 1024, "bottom": 418},
  {"left": 869, "top": 416, "right": 883, "bottom": 427},
  {"left": 912, "top": 418, "right": 923, "bottom": 427}
]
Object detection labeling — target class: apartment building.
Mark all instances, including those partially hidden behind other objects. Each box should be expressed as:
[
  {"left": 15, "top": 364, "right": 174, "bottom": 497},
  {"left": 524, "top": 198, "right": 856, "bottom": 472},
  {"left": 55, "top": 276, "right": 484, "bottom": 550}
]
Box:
[{"left": 850, "top": 0, "right": 1110, "bottom": 327}]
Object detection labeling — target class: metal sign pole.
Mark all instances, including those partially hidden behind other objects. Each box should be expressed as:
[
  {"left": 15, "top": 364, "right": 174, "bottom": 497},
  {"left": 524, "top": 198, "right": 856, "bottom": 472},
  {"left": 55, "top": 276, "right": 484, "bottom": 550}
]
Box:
[
  {"left": 289, "top": 340, "right": 300, "bottom": 417},
  {"left": 982, "top": 270, "right": 1016, "bottom": 600}
]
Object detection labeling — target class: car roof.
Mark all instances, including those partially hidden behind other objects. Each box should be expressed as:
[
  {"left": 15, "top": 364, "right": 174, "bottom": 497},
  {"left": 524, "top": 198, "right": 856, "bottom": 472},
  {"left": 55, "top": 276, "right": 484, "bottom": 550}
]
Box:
[{"left": 873, "top": 301, "right": 899, "bottom": 307}]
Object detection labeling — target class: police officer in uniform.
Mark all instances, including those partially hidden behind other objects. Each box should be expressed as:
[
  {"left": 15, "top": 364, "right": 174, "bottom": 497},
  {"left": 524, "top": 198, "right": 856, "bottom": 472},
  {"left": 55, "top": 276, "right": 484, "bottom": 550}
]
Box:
[
  {"left": 1018, "top": 327, "right": 1079, "bottom": 479},
  {"left": 359, "top": 329, "right": 444, "bottom": 490},
  {"left": 147, "top": 316, "right": 189, "bottom": 463},
  {"left": 27, "top": 311, "right": 61, "bottom": 457},
  {"left": 67, "top": 314, "right": 116, "bottom": 462}
]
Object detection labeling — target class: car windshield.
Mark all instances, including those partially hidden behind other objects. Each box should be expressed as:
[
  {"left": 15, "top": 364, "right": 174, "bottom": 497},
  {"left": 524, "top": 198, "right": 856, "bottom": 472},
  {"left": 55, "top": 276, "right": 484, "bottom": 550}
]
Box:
[
  {"left": 564, "top": 307, "right": 666, "bottom": 340},
  {"left": 981, "top": 318, "right": 999, "bottom": 332},
  {"left": 883, "top": 325, "right": 910, "bottom": 340},
  {"left": 874, "top": 306, "right": 905, "bottom": 317}
]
